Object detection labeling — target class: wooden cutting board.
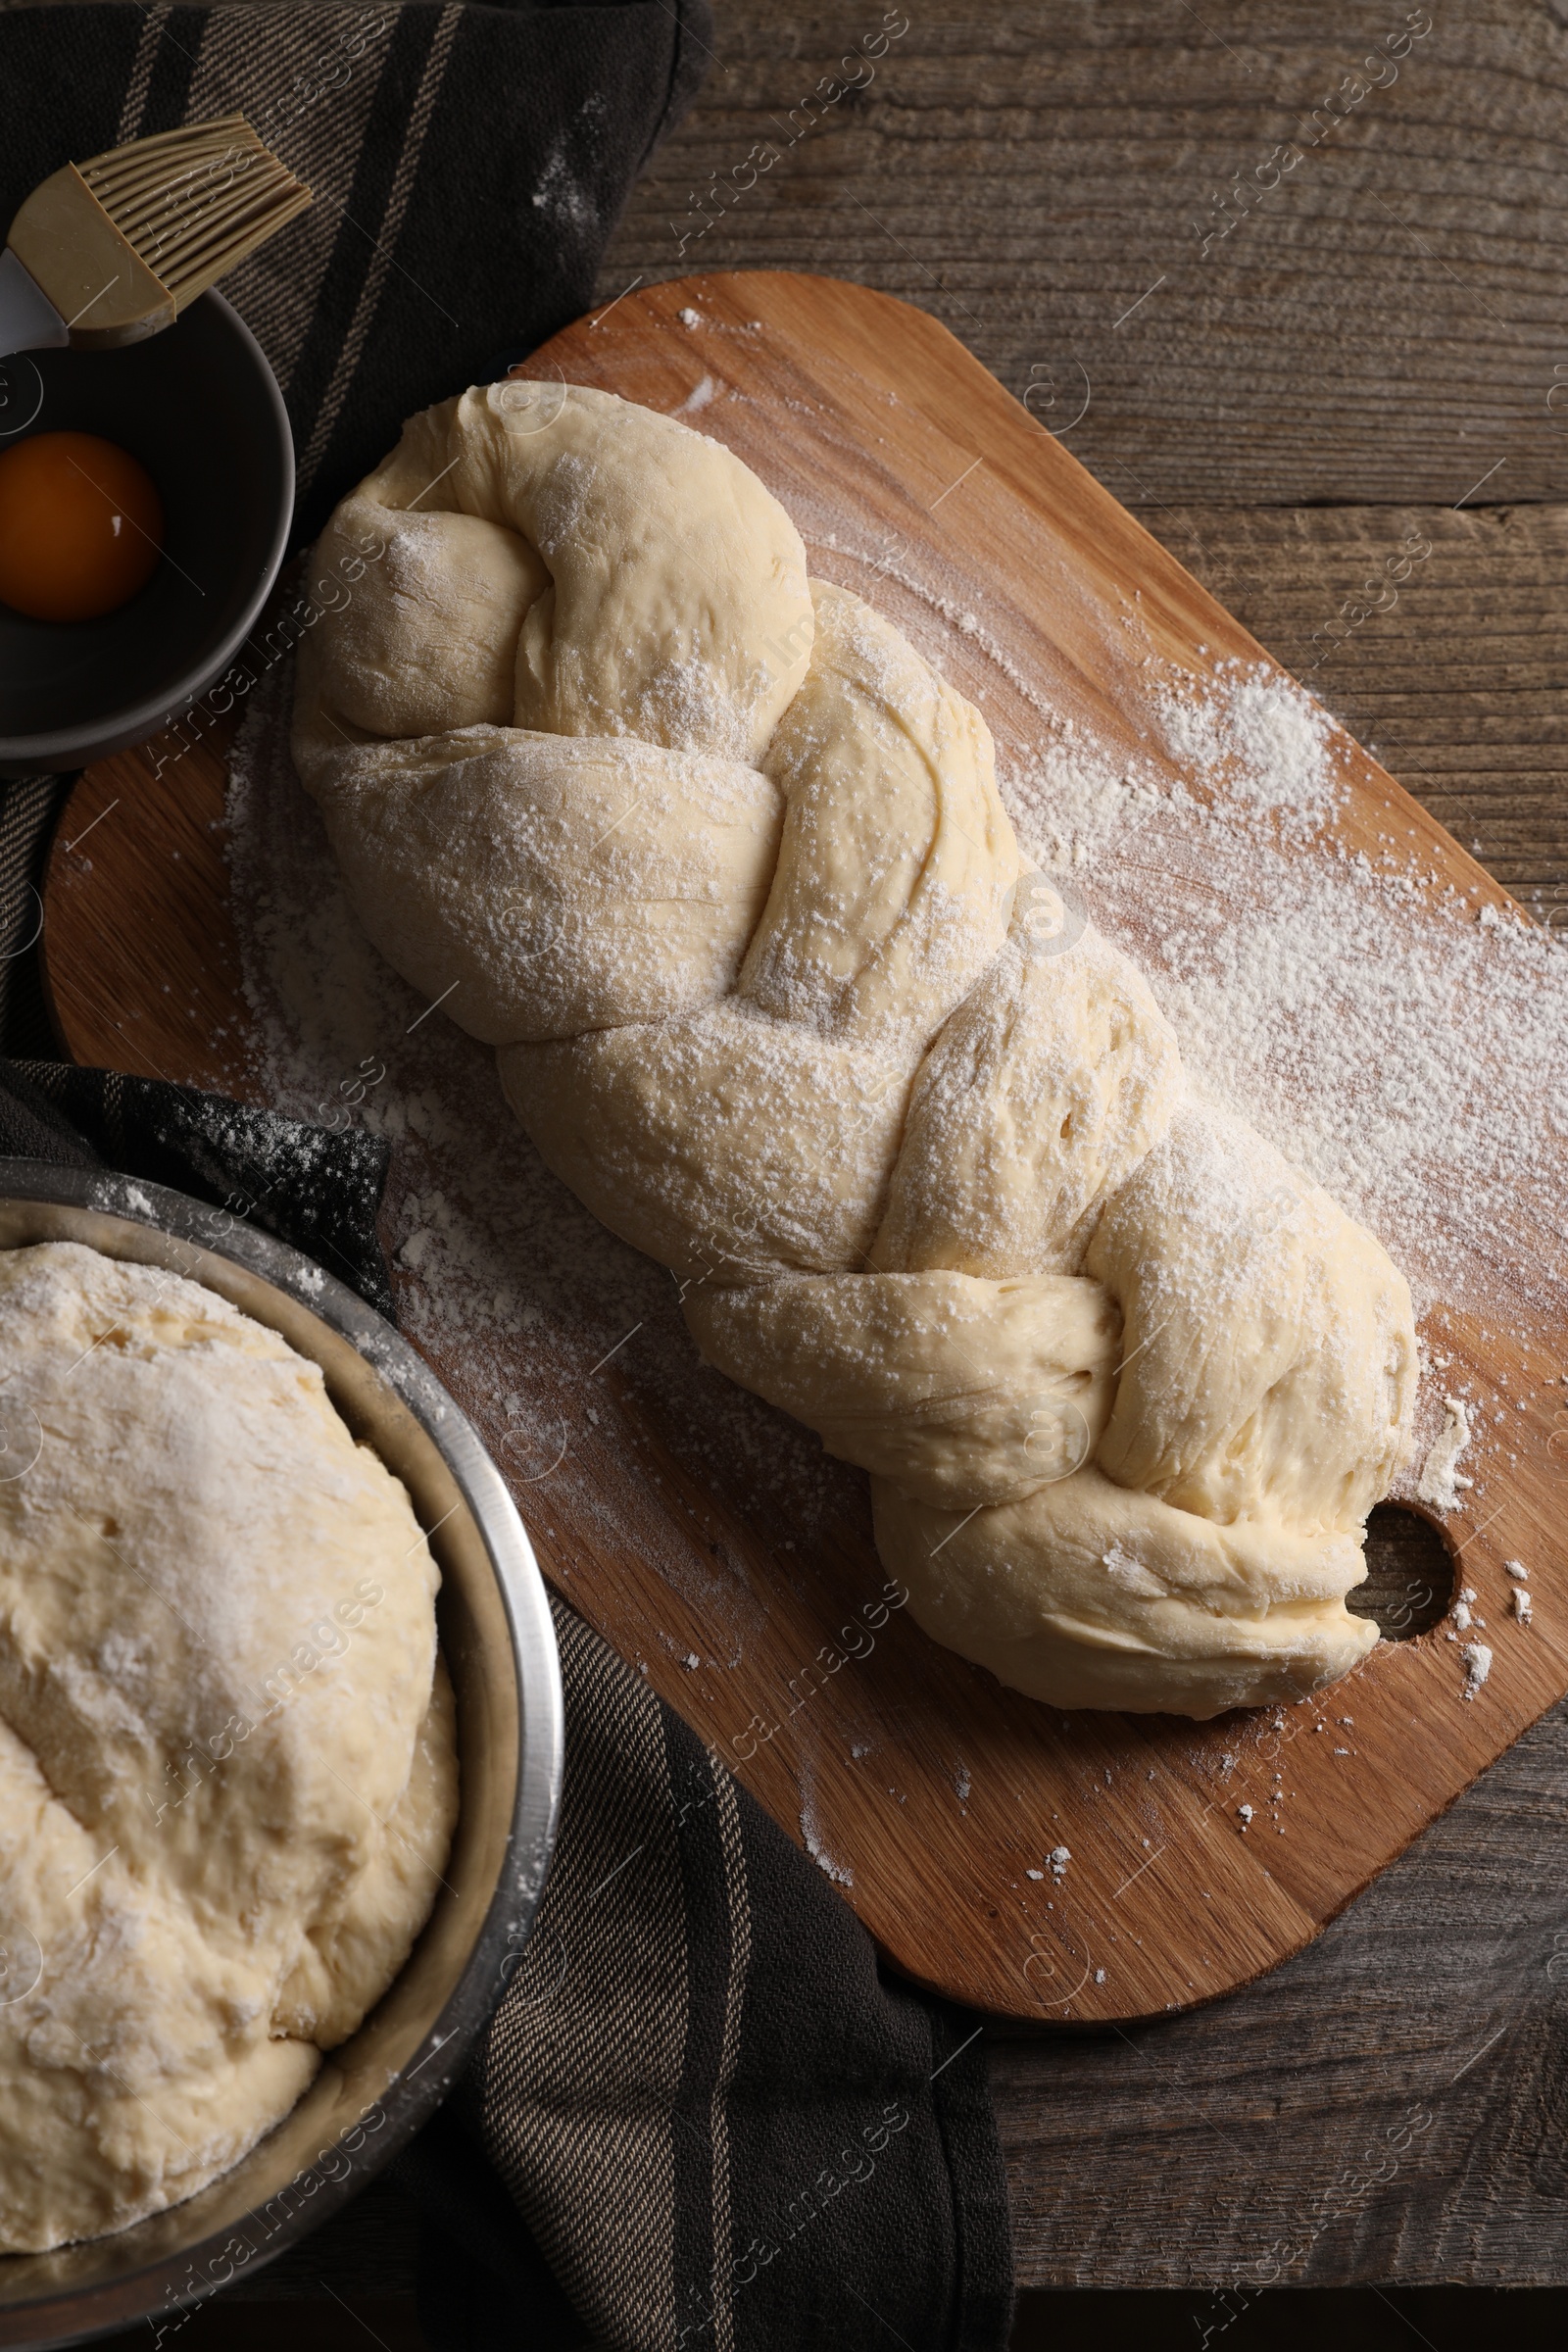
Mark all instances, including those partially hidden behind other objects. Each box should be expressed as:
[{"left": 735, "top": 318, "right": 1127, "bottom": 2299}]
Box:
[{"left": 40, "top": 271, "right": 1568, "bottom": 2022}]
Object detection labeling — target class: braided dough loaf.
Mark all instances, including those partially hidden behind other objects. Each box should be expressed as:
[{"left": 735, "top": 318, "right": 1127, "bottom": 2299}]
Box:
[{"left": 294, "top": 381, "right": 1417, "bottom": 1720}]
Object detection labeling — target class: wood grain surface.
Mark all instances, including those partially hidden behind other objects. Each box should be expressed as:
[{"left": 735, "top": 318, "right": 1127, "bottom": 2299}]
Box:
[
  {"left": 42, "top": 714, "right": 241, "bottom": 1093},
  {"left": 602, "top": 1, "right": 1568, "bottom": 511},
  {"left": 42, "top": 268, "right": 1568, "bottom": 2042},
  {"left": 19, "top": 0, "right": 1568, "bottom": 2298}
]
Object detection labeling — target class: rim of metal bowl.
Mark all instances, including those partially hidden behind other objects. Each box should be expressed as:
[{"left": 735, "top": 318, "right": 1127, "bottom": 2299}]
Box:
[
  {"left": 0, "top": 1162, "right": 564, "bottom": 2347},
  {"left": 0, "top": 292, "right": 294, "bottom": 772}
]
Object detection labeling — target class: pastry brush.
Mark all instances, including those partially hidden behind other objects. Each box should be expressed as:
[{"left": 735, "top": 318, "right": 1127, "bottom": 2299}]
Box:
[{"left": 0, "top": 113, "right": 311, "bottom": 361}]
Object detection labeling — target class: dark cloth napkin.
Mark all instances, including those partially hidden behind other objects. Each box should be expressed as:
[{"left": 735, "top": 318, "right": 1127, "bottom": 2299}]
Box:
[
  {"left": 0, "top": 1054, "right": 396, "bottom": 1310},
  {"left": 0, "top": 7, "right": 1016, "bottom": 2346}
]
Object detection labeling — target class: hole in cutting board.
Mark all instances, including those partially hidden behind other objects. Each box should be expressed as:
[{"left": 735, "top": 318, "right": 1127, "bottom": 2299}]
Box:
[{"left": 1347, "top": 1503, "right": 1456, "bottom": 1641}]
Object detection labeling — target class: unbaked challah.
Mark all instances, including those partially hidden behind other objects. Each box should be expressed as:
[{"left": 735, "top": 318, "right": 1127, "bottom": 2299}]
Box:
[{"left": 292, "top": 380, "right": 1416, "bottom": 1720}]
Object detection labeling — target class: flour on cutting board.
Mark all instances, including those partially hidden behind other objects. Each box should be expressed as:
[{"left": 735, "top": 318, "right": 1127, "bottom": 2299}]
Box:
[
  {"left": 983, "top": 657, "right": 1566, "bottom": 1559},
  {"left": 1417, "top": 1398, "right": 1474, "bottom": 1510},
  {"left": 1000, "top": 664, "right": 1567, "bottom": 1341}
]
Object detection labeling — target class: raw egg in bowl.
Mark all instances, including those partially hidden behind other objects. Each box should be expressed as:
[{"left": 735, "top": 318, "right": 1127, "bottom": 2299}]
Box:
[
  {"left": 0, "top": 292, "right": 291, "bottom": 775},
  {"left": 0, "top": 429, "right": 165, "bottom": 623}
]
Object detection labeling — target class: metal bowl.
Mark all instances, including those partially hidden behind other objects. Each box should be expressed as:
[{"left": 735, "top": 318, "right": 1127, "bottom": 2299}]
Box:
[
  {"left": 0, "top": 1163, "right": 564, "bottom": 2348},
  {"left": 0, "top": 293, "right": 293, "bottom": 777}
]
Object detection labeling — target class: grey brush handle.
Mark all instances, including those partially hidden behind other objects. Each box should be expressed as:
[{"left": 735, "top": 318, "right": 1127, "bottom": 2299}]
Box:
[{"left": 0, "top": 247, "right": 68, "bottom": 361}]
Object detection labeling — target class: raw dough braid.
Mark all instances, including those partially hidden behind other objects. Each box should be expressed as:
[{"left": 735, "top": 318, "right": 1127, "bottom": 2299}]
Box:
[{"left": 294, "top": 382, "right": 1417, "bottom": 1719}]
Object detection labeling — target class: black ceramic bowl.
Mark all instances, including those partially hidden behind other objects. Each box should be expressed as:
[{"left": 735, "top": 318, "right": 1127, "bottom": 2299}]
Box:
[{"left": 0, "top": 294, "right": 292, "bottom": 776}]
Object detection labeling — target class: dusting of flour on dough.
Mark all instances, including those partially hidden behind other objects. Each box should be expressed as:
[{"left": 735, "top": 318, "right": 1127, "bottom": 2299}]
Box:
[
  {"left": 225, "top": 664, "right": 854, "bottom": 1647},
  {"left": 0, "top": 1243, "right": 454, "bottom": 2251},
  {"left": 231, "top": 459, "right": 1567, "bottom": 1705}
]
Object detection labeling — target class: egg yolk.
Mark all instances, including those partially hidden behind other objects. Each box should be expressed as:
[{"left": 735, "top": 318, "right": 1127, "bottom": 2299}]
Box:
[{"left": 0, "top": 430, "right": 164, "bottom": 623}]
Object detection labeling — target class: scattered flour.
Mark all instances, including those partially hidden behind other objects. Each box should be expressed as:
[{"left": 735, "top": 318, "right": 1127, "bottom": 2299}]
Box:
[
  {"left": 991, "top": 677, "right": 1568, "bottom": 1343},
  {"left": 1417, "top": 1398, "right": 1475, "bottom": 1511},
  {"left": 529, "top": 92, "right": 607, "bottom": 235},
  {"left": 1460, "top": 1642, "right": 1493, "bottom": 1697},
  {"left": 1153, "top": 660, "right": 1348, "bottom": 832},
  {"left": 799, "top": 1765, "right": 854, "bottom": 1885}
]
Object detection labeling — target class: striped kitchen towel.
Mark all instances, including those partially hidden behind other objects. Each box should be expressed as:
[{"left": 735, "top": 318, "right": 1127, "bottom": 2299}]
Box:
[{"left": 400, "top": 1597, "right": 1014, "bottom": 2351}]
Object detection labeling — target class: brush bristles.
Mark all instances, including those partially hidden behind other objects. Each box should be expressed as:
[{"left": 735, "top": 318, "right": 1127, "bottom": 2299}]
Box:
[{"left": 76, "top": 113, "right": 311, "bottom": 311}]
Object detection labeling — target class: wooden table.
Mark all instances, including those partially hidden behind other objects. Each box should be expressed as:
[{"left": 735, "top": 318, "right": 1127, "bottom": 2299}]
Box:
[
  {"left": 24, "top": 0, "right": 1568, "bottom": 2323},
  {"left": 608, "top": 3, "right": 1568, "bottom": 2293}
]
